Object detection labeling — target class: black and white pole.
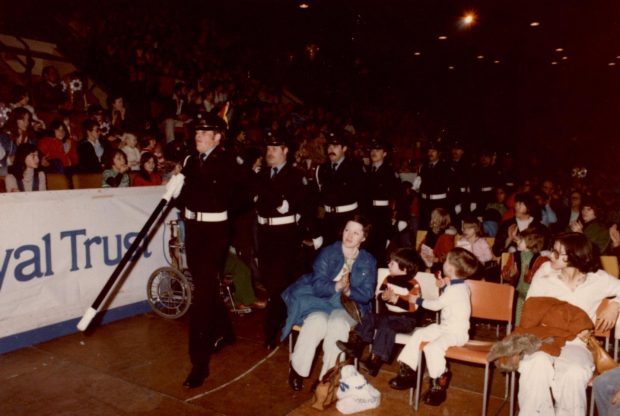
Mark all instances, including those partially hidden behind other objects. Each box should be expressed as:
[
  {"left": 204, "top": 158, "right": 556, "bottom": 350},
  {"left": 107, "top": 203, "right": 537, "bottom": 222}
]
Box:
[{"left": 77, "top": 174, "right": 185, "bottom": 331}]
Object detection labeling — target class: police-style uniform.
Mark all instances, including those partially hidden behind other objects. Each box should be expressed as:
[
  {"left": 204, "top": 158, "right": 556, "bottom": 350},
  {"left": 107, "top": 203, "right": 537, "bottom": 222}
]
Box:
[
  {"left": 178, "top": 114, "right": 248, "bottom": 381},
  {"left": 363, "top": 139, "right": 404, "bottom": 264},
  {"left": 315, "top": 134, "right": 365, "bottom": 245},
  {"left": 418, "top": 143, "right": 452, "bottom": 227},
  {"left": 252, "top": 135, "right": 314, "bottom": 347},
  {"left": 448, "top": 142, "right": 471, "bottom": 221},
  {"left": 468, "top": 150, "right": 499, "bottom": 216}
]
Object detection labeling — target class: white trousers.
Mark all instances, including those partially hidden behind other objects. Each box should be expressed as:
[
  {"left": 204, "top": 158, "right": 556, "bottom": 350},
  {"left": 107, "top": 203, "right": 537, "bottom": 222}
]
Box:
[
  {"left": 397, "top": 323, "right": 468, "bottom": 378},
  {"left": 518, "top": 340, "right": 593, "bottom": 416},
  {"left": 291, "top": 309, "right": 356, "bottom": 378}
]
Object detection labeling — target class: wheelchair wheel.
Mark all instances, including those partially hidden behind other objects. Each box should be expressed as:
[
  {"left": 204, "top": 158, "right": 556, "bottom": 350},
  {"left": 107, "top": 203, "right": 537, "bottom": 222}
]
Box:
[{"left": 147, "top": 267, "right": 192, "bottom": 319}]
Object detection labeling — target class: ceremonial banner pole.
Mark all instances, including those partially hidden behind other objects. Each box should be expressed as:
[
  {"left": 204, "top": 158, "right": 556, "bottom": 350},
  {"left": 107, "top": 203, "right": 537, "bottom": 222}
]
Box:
[{"left": 77, "top": 174, "right": 184, "bottom": 331}]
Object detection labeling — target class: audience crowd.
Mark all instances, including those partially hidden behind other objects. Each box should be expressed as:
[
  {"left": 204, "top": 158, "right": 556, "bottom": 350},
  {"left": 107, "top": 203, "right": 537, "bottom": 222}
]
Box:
[{"left": 3, "top": 2, "right": 620, "bottom": 413}]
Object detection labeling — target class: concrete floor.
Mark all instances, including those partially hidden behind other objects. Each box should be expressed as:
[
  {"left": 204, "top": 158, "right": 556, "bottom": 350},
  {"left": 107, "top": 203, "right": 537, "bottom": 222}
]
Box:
[{"left": 0, "top": 310, "right": 515, "bottom": 416}]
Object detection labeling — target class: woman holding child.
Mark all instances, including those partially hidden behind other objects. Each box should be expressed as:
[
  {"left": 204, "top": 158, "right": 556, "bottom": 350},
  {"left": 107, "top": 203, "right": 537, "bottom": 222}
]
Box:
[{"left": 282, "top": 215, "right": 377, "bottom": 391}]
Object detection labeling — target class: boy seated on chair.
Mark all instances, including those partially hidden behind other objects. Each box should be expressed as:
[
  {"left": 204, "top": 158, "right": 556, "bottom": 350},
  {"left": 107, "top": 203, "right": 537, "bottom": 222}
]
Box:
[
  {"left": 336, "top": 247, "right": 425, "bottom": 377},
  {"left": 389, "top": 247, "right": 480, "bottom": 406}
]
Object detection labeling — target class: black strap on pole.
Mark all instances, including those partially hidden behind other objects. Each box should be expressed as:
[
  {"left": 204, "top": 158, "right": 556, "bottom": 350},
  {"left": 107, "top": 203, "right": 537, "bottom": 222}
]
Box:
[{"left": 78, "top": 198, "right": 168, "bottom": 330}]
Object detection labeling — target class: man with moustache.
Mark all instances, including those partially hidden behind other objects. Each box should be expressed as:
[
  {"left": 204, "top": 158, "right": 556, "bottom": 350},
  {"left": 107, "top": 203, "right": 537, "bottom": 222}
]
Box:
[
  {"left": 175, "top": 113, "right": 248, "bottom": 389},
  {"left": 252, "top": 133, "right": 318, "bottom": 349},
  {"left": 315, "top": 132, "right": 365, "bottom": 245}
]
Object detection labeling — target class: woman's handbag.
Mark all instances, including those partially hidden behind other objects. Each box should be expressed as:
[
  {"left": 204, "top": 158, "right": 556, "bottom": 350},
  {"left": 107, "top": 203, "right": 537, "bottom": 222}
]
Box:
[
  {"left": 311, "top": 353, "right": 351, "bottom": 410},
  {"left": 586, "top": 335, "right": 619, "bottom": 374},
  {"left": 341, "top": 293, "right": 362, "bottom": 324},
  {"left": 500, "top": 253, "right": 518, "bottom": 284}
]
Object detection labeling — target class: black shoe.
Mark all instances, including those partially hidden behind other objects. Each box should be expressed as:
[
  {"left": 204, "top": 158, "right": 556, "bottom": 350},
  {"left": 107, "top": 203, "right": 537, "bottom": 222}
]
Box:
[
  {"left": 336, "top": 332, "right": 367, "bottom": 359},
  {"left": 359, "top": 354, "right": 383, "bottom": 377},
  {"left": 388, "top": 362, "right": 417, "bottom": 390},
  {"left": 288, "top": 365, "right": 304, "bottom": 391},
  {"left": 183, "top": 366, "right": 209, "bottom": 389},
  {"left": 422, "top": 370, "right": 452, "bottom": 406},
  {"left": 265, "top": 335, "right": 280, "bottom": 350},
  {"left": 212, "top": 334, "right": 236, "bottom": 354}
]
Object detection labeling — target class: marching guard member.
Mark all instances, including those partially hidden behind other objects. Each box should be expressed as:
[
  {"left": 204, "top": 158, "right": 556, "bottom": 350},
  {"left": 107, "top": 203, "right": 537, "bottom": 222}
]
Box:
[
  {"left": 416, "top": 140, "right": 452, "bottom": 228},
  {"left": 448, "top": 140, "right": 471, "bottom": 222},
  {"left": 315, "top": 132, "right": 365, "bottom": 246},
  {"left": 363, "top": 138, "right": 407, "bottom": 265},
  {"left": 175, "top": 113, "right": 249, "bottom": 389},
  {"left": 469, "top": 148, "right": 499, "bottom": 217},
  {"left": 253, "top": 133, "right": 320, "bottom": 349}
]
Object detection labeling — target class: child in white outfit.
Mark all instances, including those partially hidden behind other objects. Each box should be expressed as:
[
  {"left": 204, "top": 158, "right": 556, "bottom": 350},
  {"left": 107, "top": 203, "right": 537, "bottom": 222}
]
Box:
[{"left": 388, "top": 247, "right": 480, "bottom": 406}]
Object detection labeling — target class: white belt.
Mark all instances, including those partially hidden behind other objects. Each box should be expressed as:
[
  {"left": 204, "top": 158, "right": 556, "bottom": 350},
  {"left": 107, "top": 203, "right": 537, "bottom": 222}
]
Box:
[
  {"left": 480, "top": 187, "right": 493, "bottom": 192},
  {"left": 421, "top": 193, "right": 447, "bottom": 200},
  {"left": 185, "top": 208, "right": 228, "bottom": 222},
  {"left": 324, "top": 202, "right": 358, "bottom": 213},
  {"left": 257, "top": 214, "right": 297, "bottom": 226},
  {"left": 505, "top": 182, "right": 515, "bottom": 187},
  {"left": 372, "top": 200, "right": 389, "bottom": 207}
]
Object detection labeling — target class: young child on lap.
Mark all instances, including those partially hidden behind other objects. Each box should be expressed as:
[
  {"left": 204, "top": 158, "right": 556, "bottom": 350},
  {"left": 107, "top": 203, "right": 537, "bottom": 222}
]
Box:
[{"left": 337, "top": 247, "right": 424, "bottom": 376}]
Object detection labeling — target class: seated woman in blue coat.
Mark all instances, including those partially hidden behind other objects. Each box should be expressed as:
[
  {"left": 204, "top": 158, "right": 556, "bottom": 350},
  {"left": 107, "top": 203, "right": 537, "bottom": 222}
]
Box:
[{"left": 282, "top": 214, "right": 377, "bottom": 391}]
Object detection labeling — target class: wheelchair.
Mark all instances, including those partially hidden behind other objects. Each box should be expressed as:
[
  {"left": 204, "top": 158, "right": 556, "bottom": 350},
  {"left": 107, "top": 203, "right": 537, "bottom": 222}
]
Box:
[{"left": 146, "top": 219, "right": 251, "bottom": 319}]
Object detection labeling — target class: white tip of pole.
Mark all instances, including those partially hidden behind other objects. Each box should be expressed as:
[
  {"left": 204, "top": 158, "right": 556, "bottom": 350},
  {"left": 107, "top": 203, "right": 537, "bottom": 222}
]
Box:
[{"left": 77, "top": 307, "right": 98, "bottom": 331}]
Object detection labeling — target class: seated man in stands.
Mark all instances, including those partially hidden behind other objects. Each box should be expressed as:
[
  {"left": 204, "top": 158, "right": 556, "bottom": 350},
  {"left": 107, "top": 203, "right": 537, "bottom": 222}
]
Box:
[
  {"left": 77, "top": 119, "right": 109, "bottom": 173},
  {"left": 33, "top": 65, "right": 66, "bottom": 112}
]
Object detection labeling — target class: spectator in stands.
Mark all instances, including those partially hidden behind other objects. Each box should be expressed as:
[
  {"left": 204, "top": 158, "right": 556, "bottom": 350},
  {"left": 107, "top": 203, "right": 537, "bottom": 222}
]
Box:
[
  {"left": 9, "top": 85, "right": 45, "bottom": 131},
  {"left": 108, "top": 94, "right": 134, "bottom": 134},
  {"left": 87, "top": 104, "right": 111, "bottom": 137},
  {"left": 493, "top": 192, "right": 549, "bottom": 257},
  {"left": 455, "top": 216, "right": 493, "bottom": 264},
  {"left": 163, "top": 82, "right": 192, "bottom": 143},
  {"left": 77, "top": 119, "right": 108, "bottom": 173},
  {"left": 4, "top": 143, "right": 46, "bottom": 192},
  {"left": 37, "top": 119, "right": 79, "bottom": 174},
  {"left": 283, "top": 216, "right": 377, "bottom": 391},
  {"left": 570, "top": 196, "right": 610, "bottom": 255},
  {"left": 120, "top": 132, "right": 141, "bottom": 171},
  {"left": 517, "top": 232, "right": 620, "bottom": 415},
  {"left": 131, "top": 152, "right": 162, "bottom": 187},
  {"left": 501, "top": 228, "right": 549, "bottom": 324},
  {"left": 33, "top": 65, "right": 65, "bottom": 112},
  {"left": 483, "top": 186, "right": 508, "bottom": 237},
  {"left": 419, "top": 207, "right": 457, "bottom": 272},
  {"left": 102, "top": 149, "right": 130, "bottom": 188},
  {"left": 567, "top": 190, "right": 583, "bottom": 228},
  {"left": 0, "top": 107, "right": 37, "bottom": 176}
]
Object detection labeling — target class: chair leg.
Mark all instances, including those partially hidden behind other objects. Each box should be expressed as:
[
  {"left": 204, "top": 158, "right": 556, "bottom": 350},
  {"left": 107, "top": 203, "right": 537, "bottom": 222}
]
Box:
[
  {"left": 288, "top": 333, "right": 293, "bottom": 361},
  {"left": 414, "top": 353, "right": 423, "bottom": 410},
  {"left": 589, "top": 386, "right": 595, "bottom": 416},
  {"left": 509, "top": 371, "right": 516, "bottom": 416},
  {"left": 482, "top": 363, "right": 489, "bottom": 416}
]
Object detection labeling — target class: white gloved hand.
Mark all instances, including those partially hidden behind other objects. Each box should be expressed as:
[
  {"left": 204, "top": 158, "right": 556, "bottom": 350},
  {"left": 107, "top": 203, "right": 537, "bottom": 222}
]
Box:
[
  {"left": 454, "top": 204, "right": 462, "bottom": 214},
  {"left": 397, "top": 220, "right": 407, "bottom": 232},
  {"left": 312, "top": 236, "right": 324, "bottom": 250},
  {"left": 412, "top": 175, "right": 422, "bottom": 192},
  {"left": 163, "top": 173, "right": 185, "bottom": 202},
  {"left": 276, "top": 199, "right": 290, "bottom": 214}
]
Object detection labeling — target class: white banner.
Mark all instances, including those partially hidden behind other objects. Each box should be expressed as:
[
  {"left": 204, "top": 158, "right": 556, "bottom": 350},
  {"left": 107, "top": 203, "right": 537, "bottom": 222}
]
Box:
[{"left": 0, "top": 186, "right": 174, "bottom": 342}]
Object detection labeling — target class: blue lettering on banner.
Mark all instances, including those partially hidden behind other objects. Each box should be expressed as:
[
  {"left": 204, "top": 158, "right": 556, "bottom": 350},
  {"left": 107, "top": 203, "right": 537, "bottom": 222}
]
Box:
[{"left": 0, "top": 229, "right": 153, "bottom": 293}]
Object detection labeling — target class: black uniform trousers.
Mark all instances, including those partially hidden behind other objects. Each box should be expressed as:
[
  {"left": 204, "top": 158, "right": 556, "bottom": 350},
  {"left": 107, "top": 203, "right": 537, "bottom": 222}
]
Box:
[
  {"left": 367, "top": 206, "right": 392, "bottom": 266},
  {"left": 185, "top": 219, "right": 233, "bottom": 369},
  {"left": 257, "top": 223, "right": 301, "bottom": 341}
]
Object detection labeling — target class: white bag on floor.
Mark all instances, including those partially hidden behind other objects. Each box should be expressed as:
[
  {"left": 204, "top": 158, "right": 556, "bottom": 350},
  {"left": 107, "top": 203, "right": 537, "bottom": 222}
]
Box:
[{"left": 336, "top": 365, "right": 381, "bottom": 414}]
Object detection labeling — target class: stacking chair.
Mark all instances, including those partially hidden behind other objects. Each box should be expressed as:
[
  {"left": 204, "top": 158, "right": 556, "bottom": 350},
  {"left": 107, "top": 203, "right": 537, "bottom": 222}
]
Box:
[
  {"left": 409, "top": 279, "right": 515, "bottom": 416},
  {"left": 415, "top": 230, "right": 428, "bottom": 251}
]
